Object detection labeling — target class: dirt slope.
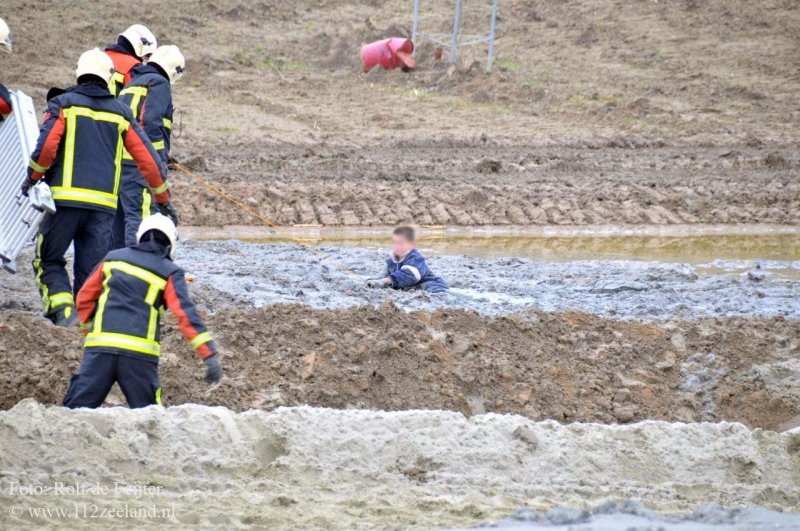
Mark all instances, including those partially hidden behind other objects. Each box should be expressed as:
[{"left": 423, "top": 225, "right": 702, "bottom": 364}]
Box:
[
  {"left": 2, "top": 306, "right": 797, "bottom": 430},
  {"left": 1, "top": 0, "right": 798, "bottom": 226}
]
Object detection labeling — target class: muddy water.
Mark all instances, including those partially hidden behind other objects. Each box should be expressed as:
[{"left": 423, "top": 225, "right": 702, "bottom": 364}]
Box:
[
  {"left": 178, "top": 236, "right": 800, "bottom": 320},
  {"left": 181, "top": 224, "right": 800, "bottom": 263}
]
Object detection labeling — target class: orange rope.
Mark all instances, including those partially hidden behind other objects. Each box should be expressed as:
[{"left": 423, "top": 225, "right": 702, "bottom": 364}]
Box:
[{"left": 172, "top": 162, "right": 357, "bottom": 276}]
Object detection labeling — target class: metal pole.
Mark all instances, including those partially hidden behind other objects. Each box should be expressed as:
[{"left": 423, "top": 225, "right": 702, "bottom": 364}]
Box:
[
  {"left": 450, "top": 0, "right": 463, "bottom": 64},
  {"left": 486, "top": 0, "right": 498, "bottom": 72},
  {"left": 411, "top": 0, "right": 420, "bottom": 56}
]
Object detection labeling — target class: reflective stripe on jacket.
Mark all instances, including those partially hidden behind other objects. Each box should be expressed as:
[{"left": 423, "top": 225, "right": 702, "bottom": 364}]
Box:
[
  {"left": 105, "top": 48, "right": 141, "bottom": 97},
  {"left": 386, "top": 249, "right": 449, "bottom": 292},
  {"left": 76, "top": 242, "right": 218, "bottom": 361},
  {"left": 26, "top": 82, "right": 169, "bottom": 212},
  {"left": 119, "top": 64, "right": 173, "bottom": 164}
]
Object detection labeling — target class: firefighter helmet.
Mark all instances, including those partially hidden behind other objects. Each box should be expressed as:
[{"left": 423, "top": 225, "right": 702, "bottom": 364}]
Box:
[
  {"left": 148, "top": 45, "right": 185, "bottom": 84},
  {"left": 119, "top": 24, "right": 157, "bottom": 60},
  {"left": 137, "top": 213, "right": 178, "bottom": 259},
  {"left": 76, "top": 48, "right": 115, "bottom": 84},
  {"left": 0, "top": 18, "right": 12, "bottom": 54}
]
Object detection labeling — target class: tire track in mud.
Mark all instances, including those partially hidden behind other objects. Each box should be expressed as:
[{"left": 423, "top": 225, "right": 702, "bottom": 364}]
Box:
[
  {"left": 2, "top": 307, "right": 798, "bottom": 430},
  {"left": 170, "top": 145, "right": 799, "bottom": 227}
]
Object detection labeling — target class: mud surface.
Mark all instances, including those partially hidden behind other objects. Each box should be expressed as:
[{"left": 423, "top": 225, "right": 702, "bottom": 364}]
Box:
[
  {"left": 183, "top": 224, "right": 800, "bottom": 263},
  {"left": 177, "top": 241, "right": 800, "bottom": 320},
  {"left": 166, "top": 144, "right": 800, "bottom": 228},
  {"left": 2, "top": 306, "right": 798, "bottom": 430},
  {"left": 2, "top": 1, "right": 799, "bottom": 227},
  {"left": 1, "top": 401, "right": 798, "bottom": 529}
]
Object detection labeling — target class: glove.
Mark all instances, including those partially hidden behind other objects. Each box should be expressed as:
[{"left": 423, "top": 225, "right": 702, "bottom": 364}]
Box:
[
  {"left": 366, "top": 277, "right": 392, "bottom": 289},
  {"left": 204, "top": 354, "right": 222, "bottom": 384},
  {"left": 158, "top": 201, "right": 180, "bottom": 226},
  {"left": 20, "top": 177, "right": 37, "bottom": 197},
  {"left": 167, "top": 154, "right": 180, "bottom": 169}
]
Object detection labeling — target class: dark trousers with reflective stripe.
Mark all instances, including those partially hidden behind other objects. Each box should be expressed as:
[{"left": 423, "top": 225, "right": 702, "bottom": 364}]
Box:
[
  {"left": 63, "top": 350, "right": 162, "bottom": 409},
  {"left": 112, "top": 164, "right": 158, "bottom": 249},
  {"left": 33, "top": 207, "right": 114, "bottom": 316}
]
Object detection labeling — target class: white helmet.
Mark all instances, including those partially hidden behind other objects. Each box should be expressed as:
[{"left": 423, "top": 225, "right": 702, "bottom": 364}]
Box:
[
  {"left": 137, "top": 213, "right": 178, "bottom": 258},
  {"left": 0, "top": 18, "right": 12, "bottom": 54},
  {"left": 119, "top": 24, "right": 157, "bottom": 59},
  {"left": 76, "top": 48, "right": 115, "bottom": 84},
  {"left": 148, "top": 45, "right": 185, "bottom": 84}
]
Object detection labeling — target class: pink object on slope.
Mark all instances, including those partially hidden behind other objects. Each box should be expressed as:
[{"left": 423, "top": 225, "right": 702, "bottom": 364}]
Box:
[{"left": 361, "top": 38, "right": 415, "bottom": 72}]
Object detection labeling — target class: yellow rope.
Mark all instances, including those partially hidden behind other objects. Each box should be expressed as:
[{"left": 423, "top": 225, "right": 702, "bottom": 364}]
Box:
[{"left": 172, "top": 162, "right": 357, "bottom": 276}]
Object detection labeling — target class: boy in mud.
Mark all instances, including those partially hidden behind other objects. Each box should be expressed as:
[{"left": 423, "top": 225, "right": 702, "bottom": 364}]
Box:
[
  {"left": 367, "top": 226, "right": 449, "bottom": 293},
  {"left": 63, "top": 214, "right": 222, "bottom": 409}
]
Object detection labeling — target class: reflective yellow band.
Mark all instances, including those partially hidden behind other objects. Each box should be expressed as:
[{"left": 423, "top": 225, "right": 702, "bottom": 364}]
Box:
[
  {"left": 162, "top": 117, "right": 172, "bottom": 129},
  {"left": 51, "top": 187, "right": 118, "bottom": 209},
  {"left": 85, "top": 332, "right": 161, "bottom": 356},
  {"left": 29, "top": 159, "right": 47, "bottom": 173},
  {"left": 155, "top": 387, "right": 163, "bottom": 406},
  {"left": 105, "top": 261, "right": 167, "bottom": 290},
  {"left": 109, "top": 72, "right": 125, "bottom": 96},
  {"left": 152, "top": 181, "right": 169, "bottom": 195},
  {"left": 122, "top": 140, "right": 165, "bottom": 160},
  {"left": 189, "top": 332, "right": 213, "bottom": 350},
  {"left": 120, "top": 86, "right": 148, "bottom": 98},
  {"left": 142, "top": 188, "right": 152, "bottom": 219},
  {"left": 34, "top": 234, "right": 50, "bottom": 311},
  {"left": 49, "top": 292, "right": 75, "bottom": 309},
  {"left": 61, "top": 106, "right": 125, "bottom": 191},
  {"left": 63, "top": 106, "right": 127, "bottom": 128}
]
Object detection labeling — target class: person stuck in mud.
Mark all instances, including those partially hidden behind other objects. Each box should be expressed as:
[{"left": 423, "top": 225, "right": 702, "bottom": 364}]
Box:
[
  {"left": 63, "top": 214, "right": 222, "bottom": 409},
  {"left": 367, "top": 226, "right": 449, "bottom": 293}
]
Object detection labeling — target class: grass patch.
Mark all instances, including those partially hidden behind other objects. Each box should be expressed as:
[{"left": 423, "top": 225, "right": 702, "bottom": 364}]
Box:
[{"left": 498, "top": 58, "right": 523, "bottom": 72}]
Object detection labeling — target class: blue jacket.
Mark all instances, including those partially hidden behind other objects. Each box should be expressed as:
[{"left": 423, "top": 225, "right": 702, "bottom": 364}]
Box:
[
  {"left": 119, "top": 64, "right": 174, "bottom": 165},
  {"left": 386, "top": 249, "right": 448, "bottom": 293},
  {"left": 77, "top": 241, "right": 218, "bottom": 363},
  {"left": 27, "top": 81, "right": 169, "bottom": 213}
]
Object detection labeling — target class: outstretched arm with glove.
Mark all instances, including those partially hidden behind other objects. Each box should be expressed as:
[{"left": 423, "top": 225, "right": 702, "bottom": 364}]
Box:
[
  {"left": 164, "top": 269, "right": 222, "bottom": 383},
  {"left": 123, "top": 119, "right": 179, "bottom": 226}
]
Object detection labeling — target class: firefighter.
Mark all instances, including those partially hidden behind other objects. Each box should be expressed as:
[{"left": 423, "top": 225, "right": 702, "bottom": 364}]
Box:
[
  {"left": 105, "top": 24, "right": 157, "bottom": 96},
  {"left": 113, "top": 44, "right": 183, "bottom": 248},
  {"left": 20, "top": 49, "right": 173, "bottom": 327},
  {"left": 0, "top": 17, "right": 13, "bottom": 118},
  {"left": 65, "top": 214, "right": 222, "bottom": 409}
]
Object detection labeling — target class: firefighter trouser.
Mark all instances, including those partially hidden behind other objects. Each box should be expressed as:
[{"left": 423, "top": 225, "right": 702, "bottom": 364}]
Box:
[
  {"left": 32, "top": 207, "right": 114, "bottom": 316},
  {"left": 63, "top": 350, "right": 163, "bottom": 409},
  {"left": 112, "top": 164, "right": 158, "bottom": 249}
]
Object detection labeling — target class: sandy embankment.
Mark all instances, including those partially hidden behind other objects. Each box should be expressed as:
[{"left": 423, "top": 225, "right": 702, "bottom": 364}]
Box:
[{"left": 0, "top": 400, "right": 798, "bottom": 528}]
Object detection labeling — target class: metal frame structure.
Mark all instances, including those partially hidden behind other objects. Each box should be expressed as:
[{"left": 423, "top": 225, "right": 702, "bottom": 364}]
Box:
[
  {"left": 0, "top": 91, "right": 46, "bottom": 273},
  {"left": 411, "top": 0, "right": 499, "bottom": 72}
]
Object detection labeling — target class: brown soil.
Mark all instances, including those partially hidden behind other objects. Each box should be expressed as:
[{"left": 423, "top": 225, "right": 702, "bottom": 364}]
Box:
[
  {"left": 1, "top": 1, "right": 798, "bottom": 227},
  {"left": 170, "top": 144, "right": 800, "bottom": 226},
  {"left": 2, "top": 306, "right": 797, "bottom": 430}
]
